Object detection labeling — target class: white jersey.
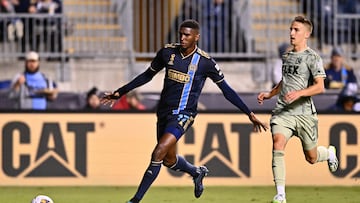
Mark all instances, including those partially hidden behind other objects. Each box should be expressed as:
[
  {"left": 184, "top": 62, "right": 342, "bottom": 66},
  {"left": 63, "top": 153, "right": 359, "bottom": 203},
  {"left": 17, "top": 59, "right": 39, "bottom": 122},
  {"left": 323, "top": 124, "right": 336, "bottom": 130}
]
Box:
[{"left": 273, "top": 47, "right": 326, "bottom": 115}]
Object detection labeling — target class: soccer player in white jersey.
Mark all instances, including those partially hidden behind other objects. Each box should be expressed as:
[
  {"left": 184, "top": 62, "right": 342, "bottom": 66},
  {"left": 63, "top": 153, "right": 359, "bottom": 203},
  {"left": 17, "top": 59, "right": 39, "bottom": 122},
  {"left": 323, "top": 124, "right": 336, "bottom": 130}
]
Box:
[{"left": 257, "top": 16, "right": 339, "bottom": 203}]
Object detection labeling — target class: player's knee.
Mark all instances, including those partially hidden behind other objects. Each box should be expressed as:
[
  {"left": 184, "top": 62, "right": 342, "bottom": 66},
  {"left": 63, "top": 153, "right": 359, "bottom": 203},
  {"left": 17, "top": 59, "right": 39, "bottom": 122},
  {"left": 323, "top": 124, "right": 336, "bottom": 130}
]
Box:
[
  {"left": 151, "top": 150, "right": 164, "bottom": 162},
  {"left": 162, "top": 160, "right": 175, "bottom": 168},
  {"left": 305, "top": 156, "right": 317, "bottom": 164},
  {"left": 273, "top": 141, "right": 286, "bottom": 150},
  {"left": 152, "top": 144, "right": 168, "bottom": 162},
  {"left": 272, "top": 135, "right": 286, "bottom": 150}
]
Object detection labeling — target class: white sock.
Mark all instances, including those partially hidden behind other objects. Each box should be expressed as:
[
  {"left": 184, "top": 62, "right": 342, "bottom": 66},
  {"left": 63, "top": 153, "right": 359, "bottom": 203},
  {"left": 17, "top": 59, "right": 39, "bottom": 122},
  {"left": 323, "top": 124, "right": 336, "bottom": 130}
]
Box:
[
  {"left": 276, "top": 185, "right": 285, "bottom": 196},
  {"left": 328, "top": 148, "right": 335, "bottom": 162}
]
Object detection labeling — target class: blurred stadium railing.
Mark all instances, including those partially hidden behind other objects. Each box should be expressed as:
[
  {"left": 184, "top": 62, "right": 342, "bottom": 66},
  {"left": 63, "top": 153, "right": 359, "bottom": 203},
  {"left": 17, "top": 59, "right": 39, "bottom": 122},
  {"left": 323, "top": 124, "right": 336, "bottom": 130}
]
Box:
[
  {"left": 0, "top": 0, "right": 359, "bottom": 60},
  {"left": 132, "top": 0, "right": 258, "bottom": 59},
  {"left": 299, "top": 0, "right": 360, "bottom": 59},
  {"left": 0, "top": 0, "right": 359, "bottom": 84}
]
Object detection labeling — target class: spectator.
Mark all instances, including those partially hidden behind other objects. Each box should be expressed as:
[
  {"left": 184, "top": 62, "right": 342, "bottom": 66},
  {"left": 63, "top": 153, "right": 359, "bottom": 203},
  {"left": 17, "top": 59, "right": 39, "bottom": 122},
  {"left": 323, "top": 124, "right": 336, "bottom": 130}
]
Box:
[
  {"left": 34, "top": 0, "right": 63, "bottom": 55},
  {"left": 324, "top": 47, "right": 357, "bottom": 89},
  {"left": 111, "top": 90, "right": 146, "bottom": 111},
  {"left": 84, "top": 87, "right": 103, "bottom": 110},
  {"left": 16, "top": 0, "right": 37, "bottom": 53},
  {"left": 200, "top": 0, "right": 230, "bottom": 52},
  {"left": 328, "top": 83, "right": 359, "bottom": 112},
  {"left": 200, "top": 0, "right": 247, "bottom": 53},
  {"left": 332, "top": 95, "right": 357, "bottom": 112},
  {"left": 0, "top": 0, "right": 24, "bottom": 41},
  {"left": 167, "top": 0, "right": 200, "bottom": 44},
  {"left": 271, "top": 42, "right": 291, "bottom": 88},
  {"left": 9, "top": 51, "right": 58, "bottom": 110},
  {"left": 168, "top": 0, "right": 246, "bottom": 53},
  {"left": 302, "top": 0, "right": 359, "bottom": 47}
]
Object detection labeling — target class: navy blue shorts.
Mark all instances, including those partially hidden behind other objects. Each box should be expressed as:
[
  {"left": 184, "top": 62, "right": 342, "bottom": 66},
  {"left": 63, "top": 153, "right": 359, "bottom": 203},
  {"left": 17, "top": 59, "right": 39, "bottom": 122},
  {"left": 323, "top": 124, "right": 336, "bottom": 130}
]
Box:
[{"left": 157, "top": 113, "right": 195, "bottom": 140}]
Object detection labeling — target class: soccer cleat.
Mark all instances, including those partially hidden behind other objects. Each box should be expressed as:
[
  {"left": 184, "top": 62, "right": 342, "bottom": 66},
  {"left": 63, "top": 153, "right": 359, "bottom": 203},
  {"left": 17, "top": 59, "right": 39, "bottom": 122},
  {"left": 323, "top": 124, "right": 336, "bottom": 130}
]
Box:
[
  {"left": 271, "top": 194, "right": 286, "bottom": 203},
  {"left": 193, "top": 166, "right": 209, "bottom": 198},
  {"left": 328, "top": 145, "right": 339, "bottom": 172}
]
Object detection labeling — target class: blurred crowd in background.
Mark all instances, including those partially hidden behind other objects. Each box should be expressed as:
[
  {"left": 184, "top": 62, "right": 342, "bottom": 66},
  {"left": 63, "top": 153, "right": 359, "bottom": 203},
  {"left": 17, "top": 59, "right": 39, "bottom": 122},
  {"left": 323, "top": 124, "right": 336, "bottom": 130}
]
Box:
[{"left": 0, "top": 0, "right": 359, "bottom": 112}]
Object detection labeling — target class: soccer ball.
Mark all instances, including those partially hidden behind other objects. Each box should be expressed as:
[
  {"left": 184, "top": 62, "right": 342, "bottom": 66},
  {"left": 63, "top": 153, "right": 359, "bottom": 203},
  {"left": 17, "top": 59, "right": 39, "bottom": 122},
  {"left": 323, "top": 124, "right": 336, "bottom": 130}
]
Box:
[{"left": 31, "top": 195, "right": 54, "bottom": 203}]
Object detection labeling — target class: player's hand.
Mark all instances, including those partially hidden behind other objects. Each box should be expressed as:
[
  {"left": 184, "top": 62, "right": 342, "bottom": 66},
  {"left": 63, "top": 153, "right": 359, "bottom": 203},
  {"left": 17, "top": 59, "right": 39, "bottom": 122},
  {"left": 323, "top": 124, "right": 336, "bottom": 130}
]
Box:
[
  {"left": 100, "top": 91, "right": 121, "bottom": 107},
  {"left": 284, "top": 90, "right": 301, "bottom": 104},
  {"left": 257, "top": 92, "right": 271, "bottom": 105},
  {"left": 248, "top": 112, "right": 268, "bottom": 132}
]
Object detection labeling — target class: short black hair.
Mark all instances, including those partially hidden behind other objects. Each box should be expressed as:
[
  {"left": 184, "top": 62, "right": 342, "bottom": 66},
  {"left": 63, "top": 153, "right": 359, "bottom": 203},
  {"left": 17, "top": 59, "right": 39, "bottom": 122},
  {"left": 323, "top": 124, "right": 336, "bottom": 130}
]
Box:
[
  {"left": 87, "top": 87, "right": 99, "bottom": 99},
  {"left": 180, "top": 19, "right": 200, "bottom": 30}
]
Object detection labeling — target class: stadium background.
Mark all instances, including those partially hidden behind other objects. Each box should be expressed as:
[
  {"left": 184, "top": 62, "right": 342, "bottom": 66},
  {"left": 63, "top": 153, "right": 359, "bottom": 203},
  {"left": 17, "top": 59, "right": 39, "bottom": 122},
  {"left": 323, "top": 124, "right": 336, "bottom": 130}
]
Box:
[{"left": 0, "top": 0, "right": 359, "bottom": 191}]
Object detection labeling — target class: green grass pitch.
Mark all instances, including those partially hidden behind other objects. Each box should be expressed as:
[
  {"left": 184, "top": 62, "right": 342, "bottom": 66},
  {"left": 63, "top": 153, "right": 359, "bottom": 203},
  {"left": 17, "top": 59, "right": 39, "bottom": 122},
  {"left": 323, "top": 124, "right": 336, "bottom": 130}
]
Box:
[{"left": 2, "top": 186, "right": 359, "bottom": 203}]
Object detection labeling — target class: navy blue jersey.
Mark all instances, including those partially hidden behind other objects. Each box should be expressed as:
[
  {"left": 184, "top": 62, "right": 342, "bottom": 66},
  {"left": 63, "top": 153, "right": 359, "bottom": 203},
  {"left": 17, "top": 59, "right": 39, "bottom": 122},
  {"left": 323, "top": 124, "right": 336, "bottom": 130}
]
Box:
[{"left": 150, "top": 43, "right": 224, "bottom": 118}]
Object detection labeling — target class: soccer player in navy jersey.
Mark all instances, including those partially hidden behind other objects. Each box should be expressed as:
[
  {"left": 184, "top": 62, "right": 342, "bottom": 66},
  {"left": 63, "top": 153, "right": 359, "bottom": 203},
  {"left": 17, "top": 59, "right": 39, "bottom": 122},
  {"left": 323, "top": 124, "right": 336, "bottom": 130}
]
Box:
[{"left": 101, "top": 19, "right": 268, "bottom": 203}]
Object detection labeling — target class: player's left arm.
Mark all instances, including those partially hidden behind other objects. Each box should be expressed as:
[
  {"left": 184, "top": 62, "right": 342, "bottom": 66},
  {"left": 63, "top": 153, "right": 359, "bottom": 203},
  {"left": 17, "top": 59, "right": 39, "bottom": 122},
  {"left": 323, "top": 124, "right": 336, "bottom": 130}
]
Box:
[
  {"left": 217, "top": 80, "right": 251, "bottom": 115},
  {"left": 217, "top": 80, "right": 268, "bottom": 132}
]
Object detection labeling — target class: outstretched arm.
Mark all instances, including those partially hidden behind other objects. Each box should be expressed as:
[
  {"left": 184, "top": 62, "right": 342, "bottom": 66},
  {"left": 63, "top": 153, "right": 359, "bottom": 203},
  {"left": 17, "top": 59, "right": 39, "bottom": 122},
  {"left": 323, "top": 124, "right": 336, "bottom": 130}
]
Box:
[
  {"left": 101, "top": 68, "right": 157, "bottom": 106},
  {"left": 217, "top": 80, "right": 268, "bottom": 132},
  {"left": 217, "top": 80, "right": 251, "bottom": 114}
]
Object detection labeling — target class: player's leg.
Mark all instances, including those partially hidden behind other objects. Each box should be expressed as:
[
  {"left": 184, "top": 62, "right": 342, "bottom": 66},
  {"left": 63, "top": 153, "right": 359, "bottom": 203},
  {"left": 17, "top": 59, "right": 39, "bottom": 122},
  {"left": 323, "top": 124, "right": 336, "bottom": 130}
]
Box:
[
  {"left": 271, "top": 132, "right": 288, "bottom": 203},
  {"left": 128, "top": 133, "right": 177, "bottom": 203},
  {"left": 164, "top": 145, "right": 209, "bottom": 198},
  {"left": 163, "top": 113, "right": 209, "bottom": 198},
  {"left": 270, "top": 115, "right": 294, "bottom": 203},
  {"left": 298, "top": 115, "right": 338, "bottom": 172},
  {"left": 303, "top": 145, "right": 338, "bottom": 172},
  {"left": 164, "top": 146, "right": 198, "bottom": 177},
  {"left": 162, "top": 113, "right": 198, "bottom": 175}
]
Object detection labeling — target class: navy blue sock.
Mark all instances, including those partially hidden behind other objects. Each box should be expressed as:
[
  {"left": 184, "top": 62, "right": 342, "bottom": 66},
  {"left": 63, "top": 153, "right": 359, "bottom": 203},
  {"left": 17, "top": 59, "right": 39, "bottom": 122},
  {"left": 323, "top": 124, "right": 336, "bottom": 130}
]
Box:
[
  {"left": 170, "top": 155, "right": 198, "bottom": 177},
  {"left": 133, "top": 160, "right": 162, "bottom": 201}
]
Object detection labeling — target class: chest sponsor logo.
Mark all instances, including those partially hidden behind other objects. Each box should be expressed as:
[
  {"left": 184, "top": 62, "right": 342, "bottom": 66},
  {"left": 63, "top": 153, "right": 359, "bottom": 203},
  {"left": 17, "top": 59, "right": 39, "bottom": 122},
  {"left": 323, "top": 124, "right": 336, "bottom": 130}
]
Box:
[
  {"left": 168, "top": 69, "right": 190, "bottom": 83},
  {"left": 282, "top": 65, "right": 299, "bottom": 75}
]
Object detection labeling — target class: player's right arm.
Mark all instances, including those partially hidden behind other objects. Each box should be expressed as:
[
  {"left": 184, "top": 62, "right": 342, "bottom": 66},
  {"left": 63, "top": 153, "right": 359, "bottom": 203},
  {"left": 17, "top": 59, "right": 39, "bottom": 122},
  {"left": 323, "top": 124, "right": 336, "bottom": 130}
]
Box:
[
  {"left": 101, "top": 47, "right": 167, "bottom": 106},
  {"left": 257, "top": 80, "right": 282, "bottom": 105},
  {"left": 101, "top": 68, "right": 157, "bottom": 106}
]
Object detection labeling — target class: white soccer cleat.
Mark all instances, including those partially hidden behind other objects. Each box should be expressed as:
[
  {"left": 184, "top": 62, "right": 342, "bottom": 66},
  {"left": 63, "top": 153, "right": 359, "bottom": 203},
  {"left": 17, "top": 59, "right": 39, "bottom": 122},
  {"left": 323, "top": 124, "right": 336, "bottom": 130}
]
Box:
[
  {"left": 272, "top": 194, "right": 286, "bottom": 203},
  {"left": 328, "top": 145, "right": 339, "bottom": 172},
  {"left": 31, "top": 195, "right": 54, "bottom": 203}
]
